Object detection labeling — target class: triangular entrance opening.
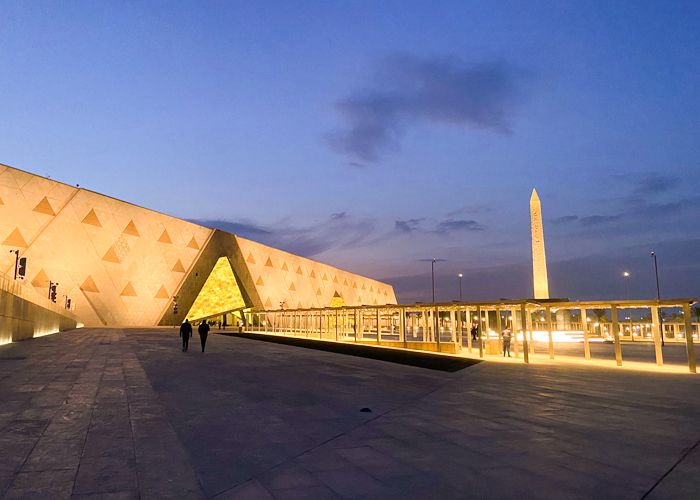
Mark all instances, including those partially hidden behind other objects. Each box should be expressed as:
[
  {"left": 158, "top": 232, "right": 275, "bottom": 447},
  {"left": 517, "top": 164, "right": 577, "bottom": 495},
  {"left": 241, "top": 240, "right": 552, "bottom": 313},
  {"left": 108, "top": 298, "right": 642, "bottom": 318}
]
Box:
[
  {"left": 186, "top": 257, "right": 246, "bottom": 321},
  {"left": 330, "top": 292, "right": 346, "bottom": 308}
]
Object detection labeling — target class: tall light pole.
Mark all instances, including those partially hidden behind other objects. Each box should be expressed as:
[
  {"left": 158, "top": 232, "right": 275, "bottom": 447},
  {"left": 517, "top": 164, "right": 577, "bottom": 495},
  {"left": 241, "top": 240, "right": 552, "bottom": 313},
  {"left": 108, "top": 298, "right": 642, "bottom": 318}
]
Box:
[
  {"left": 431, "top": 258, "right": 436, "bottom": 303},
  {"left": 651, "top": 251, "right": 663, "bottom": 346},
  {"left": 623, "top": 271, "right": 631, "bottom": 300},
  {"left": 651, "top": 252, "right": 661, "bottom": 300},
  {"left": 458, "top": 274, "right": 463, "bottom": 302},
  {"left": 623, "top": 271, "right": 632, "bottom": 340}
]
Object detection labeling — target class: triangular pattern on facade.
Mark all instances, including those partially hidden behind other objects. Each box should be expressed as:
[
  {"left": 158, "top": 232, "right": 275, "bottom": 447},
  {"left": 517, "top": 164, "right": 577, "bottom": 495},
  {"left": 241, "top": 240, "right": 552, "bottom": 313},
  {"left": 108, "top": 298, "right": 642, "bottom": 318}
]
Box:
[
  {"left": 172, "top": 260, "right": 186, "bottom": 273},
  {"left": 296, "top": 266, "right": 303, "bottom": 275},
  {"left": 154, "top": 285, "right": 169, "bottom": 299},
  {"left": 31, "top": 269, "right": 49, "bottom": 288},
  {"left": 81, "top": 276, "right": 99, "bottom": 293},
  {"left": 82, "top": 209, "right": 102, "bottom": 227},
  {"left": 256, "top": 276, "right": 264, "bottom": 286},
  {"left": 264, "top": 257, "right": 273, "bottom": 267},
  {"left": 2, "top": 228, "right": 28, "bottom": 247},
  {"left": 187, "top": 236, "right": 199, "bottom": 250},
  {"left": 102, "top": 247, "right": 121, "bottom": 264},
  {"left": 121, "top": 282, "right": 137, "bottom": 297},
  {"left": 122, "top": 220, "right": 140, "bottom": 237},
  {"left": 33, "top": 197, "right": 55, "bottom": 216},
  {"left": 158, "top": 230, "right": 172, "bottom": 244},
  {"left": 246, "top": 253, "right": 256, "bottom": 264},
  {"left": 289, "top": 282, "right": 296, "bottom": 291}
]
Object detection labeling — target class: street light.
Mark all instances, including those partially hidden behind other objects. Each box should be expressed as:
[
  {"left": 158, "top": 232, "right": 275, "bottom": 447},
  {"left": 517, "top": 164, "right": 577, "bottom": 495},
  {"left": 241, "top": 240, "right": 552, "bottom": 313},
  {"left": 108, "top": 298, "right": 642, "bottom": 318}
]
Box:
[
  {"left": 458, "top": 274, "right": 463, "bottom": 302},
  {"left": 623, "top": 272, "right": 632, "bottom": 340},
  {"left": 431, "top": 258, "right": 436, "bottom": 303},
  {"left": 623, "top": 271, "right": 631, "bottom": 300},
  {"left": 650, "top": 252, "right": 664, "bottom": 346},
  {"left": 650, "top": 252, "right": 661, "bottom": 300}
]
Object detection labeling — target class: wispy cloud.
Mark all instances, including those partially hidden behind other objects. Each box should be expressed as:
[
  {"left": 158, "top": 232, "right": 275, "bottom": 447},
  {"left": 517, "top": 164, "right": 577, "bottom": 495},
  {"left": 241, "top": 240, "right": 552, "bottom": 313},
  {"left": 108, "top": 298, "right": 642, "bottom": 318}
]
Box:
[
  {"left": 435, "top": 219, "right": 484, "bottom": 233},
  {"left": 190, "top": 213, "right": 377, "bottom": 258},
  {"left": 394, "top": 218, "right": 423, "bottom": 233},
  {"left": 579, "top": 214, "right": 624, "bottom": 226},
  {"left": 327, "top": 53, "right": 530, "bottom": 162},
  {"left": 550, "top": 215, "right": 579, "bottom": 225}
]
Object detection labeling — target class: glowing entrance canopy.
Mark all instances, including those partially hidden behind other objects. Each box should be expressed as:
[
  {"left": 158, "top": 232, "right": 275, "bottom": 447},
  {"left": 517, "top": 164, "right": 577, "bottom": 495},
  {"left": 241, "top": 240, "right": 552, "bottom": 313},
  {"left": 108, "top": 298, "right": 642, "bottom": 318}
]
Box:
[{"left": 186, "top": 257, "right": 247, "bottom": 321}]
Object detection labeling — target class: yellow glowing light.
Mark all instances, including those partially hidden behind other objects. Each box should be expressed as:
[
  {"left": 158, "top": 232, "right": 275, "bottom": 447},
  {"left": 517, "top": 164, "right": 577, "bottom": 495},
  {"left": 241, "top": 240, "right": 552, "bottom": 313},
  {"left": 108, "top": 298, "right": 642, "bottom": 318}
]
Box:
[
  {"left": 186, "top": 257, "right": 246, "bottom": 320},
  {"left": 329, "top": 292, "right": 346, "bottom": 308}
]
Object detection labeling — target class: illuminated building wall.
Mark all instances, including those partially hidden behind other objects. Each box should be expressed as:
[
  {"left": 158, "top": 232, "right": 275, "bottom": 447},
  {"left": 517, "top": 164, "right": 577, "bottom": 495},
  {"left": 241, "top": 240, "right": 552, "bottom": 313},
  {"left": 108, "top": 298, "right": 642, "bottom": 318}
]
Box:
[{"left": 0, "top": 164, "right": 396, "bottom": 327}]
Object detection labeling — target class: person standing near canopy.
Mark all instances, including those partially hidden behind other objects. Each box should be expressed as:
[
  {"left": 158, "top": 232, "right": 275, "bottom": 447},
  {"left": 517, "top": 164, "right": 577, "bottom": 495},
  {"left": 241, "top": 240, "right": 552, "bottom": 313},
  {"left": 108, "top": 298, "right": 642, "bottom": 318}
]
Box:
[
  {"left": 180, "top": 318, "right": 192, "bottom": 351},
  {"left": 198, "top": 320, "right": 210, "bottom": 352}
]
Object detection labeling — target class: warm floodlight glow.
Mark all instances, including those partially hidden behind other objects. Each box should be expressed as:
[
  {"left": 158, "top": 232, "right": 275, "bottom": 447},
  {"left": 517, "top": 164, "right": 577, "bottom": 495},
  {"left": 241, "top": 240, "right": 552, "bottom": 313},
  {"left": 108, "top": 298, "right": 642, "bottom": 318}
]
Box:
[{"left": 186, "top": 257, "right": 246, "bottom": 320}]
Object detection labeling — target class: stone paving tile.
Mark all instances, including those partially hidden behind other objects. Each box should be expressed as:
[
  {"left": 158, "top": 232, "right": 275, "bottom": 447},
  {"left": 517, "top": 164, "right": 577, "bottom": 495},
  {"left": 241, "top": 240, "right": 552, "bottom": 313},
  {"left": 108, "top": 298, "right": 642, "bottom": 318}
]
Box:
[
  {"left": 2, "top": 469, "right": 77, "bottom": 500},
  {"left": 1, "top": 328, "right": 700, "bottom": 499}
]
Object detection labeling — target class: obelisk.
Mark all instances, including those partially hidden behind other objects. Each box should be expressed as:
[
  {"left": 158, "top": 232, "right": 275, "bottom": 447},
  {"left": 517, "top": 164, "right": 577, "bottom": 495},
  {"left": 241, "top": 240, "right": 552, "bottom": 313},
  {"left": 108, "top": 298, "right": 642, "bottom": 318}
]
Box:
[{"left": 530, "top": 189, "right": 549, "bottom": 299}]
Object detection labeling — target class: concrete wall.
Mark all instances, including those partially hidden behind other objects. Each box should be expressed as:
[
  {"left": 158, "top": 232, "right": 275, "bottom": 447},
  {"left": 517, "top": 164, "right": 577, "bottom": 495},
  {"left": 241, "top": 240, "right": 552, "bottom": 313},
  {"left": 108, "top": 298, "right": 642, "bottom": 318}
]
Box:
[{"left": 0, "top": 271, "right": 79, "bottom": 345}]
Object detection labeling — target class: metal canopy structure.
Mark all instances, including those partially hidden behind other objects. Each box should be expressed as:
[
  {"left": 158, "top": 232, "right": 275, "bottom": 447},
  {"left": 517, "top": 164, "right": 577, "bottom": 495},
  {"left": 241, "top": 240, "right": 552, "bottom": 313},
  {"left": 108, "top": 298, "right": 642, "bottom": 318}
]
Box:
[{"left": 238, "top": 297, "right": 698, "bottom": 373}]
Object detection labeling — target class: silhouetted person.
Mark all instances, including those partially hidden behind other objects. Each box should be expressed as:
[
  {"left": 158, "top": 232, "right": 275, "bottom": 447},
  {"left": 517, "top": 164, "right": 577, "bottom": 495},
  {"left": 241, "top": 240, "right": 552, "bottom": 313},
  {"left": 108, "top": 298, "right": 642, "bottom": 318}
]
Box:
[
  {"left": 471, "top": 324, "right": 478, "bottom": 342},
  {"left": 180, "top": 318, "right": 192, "bottom": 351},
  {"left": 501, "top": 328, "right": 512, "bottom": 357},
  {"left": 198, "top": 320, "right": 210, "bottom": 352}
]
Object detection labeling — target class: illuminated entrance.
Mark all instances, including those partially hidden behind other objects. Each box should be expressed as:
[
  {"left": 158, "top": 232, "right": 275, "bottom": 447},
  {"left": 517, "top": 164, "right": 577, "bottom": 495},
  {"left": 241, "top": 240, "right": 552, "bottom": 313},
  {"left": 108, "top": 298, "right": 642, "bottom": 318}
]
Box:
[{"left": 186, "top": 257, "right": 247, "bottom": 321}]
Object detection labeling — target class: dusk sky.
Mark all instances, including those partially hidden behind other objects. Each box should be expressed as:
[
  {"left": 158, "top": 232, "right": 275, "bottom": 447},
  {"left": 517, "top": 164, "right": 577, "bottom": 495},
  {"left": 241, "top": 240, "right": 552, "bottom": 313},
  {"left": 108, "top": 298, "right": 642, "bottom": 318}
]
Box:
[{"left": 2, "top": 1, "right": 699, "bottom": 303}]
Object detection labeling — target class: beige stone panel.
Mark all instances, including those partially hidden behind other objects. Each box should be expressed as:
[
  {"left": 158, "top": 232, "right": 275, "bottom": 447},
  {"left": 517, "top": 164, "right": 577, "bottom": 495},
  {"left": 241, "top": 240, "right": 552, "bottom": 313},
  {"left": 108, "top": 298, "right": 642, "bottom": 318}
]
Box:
[
  {"left": 112, "top": 202, "right": 141, "bottom": 221},
  {"left": 0, "top": 188, "right": 43, "bottom": 231},
  {"left": 103, "top": 196, "right": 125, "bottom": 214},
  {"left": 0, "top": 169, "right": 20, "bottom": 188},
  {"left": 46, "top": 182, "right": 77, "bottom": 204},
  {"left": 81, "top": 211, "right": 122, "bottom": 247},
  {"left": 21, "top": 175, "right": 55, "bottom": 196},
  {"left": 31, "top": 211, "right": 53, "bottom": 229},
  {"left": 7, "top": 168, "right": 33, "bottom": 189}
]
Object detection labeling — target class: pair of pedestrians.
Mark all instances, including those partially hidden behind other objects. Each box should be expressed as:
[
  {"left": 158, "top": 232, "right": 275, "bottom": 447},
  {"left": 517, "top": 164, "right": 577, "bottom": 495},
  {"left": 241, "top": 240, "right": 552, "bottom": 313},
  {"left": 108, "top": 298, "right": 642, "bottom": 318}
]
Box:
[{"left": 179, "top": 318, "right": 210, "bottom": 352}]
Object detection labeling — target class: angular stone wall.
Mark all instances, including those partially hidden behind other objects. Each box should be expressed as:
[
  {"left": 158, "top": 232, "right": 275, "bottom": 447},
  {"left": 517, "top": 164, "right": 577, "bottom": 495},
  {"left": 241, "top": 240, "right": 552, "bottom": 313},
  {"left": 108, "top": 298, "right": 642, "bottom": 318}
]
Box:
[{"left": 0, "top": 271, "right": 79, "bottom": 345}]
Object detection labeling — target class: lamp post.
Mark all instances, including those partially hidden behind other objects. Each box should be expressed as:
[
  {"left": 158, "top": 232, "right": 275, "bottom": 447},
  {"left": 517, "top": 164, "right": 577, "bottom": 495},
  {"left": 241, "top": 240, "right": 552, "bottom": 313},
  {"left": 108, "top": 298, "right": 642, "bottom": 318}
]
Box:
[
  {"left": 458, "top": 273, "right": 463, "bottom": 302},
  {"left": 651, "top": 251, "right": 664, "bottom": 346},
  {"left": 623, "top": 272, "right": 632, "bottom": 340},
  {"left": 651, "top": 252, "right": 660, "bottom": 300},
  {"left": 431, "top": 258, "right": 436, "bottom": 303}
]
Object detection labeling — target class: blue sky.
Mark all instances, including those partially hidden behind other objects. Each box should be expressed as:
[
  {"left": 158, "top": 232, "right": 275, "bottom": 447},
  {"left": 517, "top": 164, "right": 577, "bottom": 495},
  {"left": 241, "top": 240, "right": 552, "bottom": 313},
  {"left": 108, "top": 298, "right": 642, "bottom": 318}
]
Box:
[{"left": 2, "top": 1, "right": 699, "bottom": 302}]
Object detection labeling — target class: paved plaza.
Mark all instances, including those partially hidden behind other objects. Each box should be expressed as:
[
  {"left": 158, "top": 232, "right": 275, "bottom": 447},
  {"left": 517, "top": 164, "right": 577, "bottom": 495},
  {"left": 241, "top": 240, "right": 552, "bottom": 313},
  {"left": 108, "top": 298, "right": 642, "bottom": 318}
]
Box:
[{"left": 0, "top": 329, "right": 699, "bottom": 500}]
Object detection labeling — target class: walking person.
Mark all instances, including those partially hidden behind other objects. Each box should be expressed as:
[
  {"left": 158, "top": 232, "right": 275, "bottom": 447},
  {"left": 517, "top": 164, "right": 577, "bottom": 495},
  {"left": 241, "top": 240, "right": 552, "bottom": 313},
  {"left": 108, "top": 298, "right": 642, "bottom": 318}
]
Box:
[
  {"left": 501, "top": 328, "right": 512, "bottom": 357},
  {"left": 198, "top": 320, "right": 210, "bottom": 352},
  {"left": 471, "top": 324, "right": 478, "bottom": 342},
  {"left": 180, "top": 318, "right": 192, "bottom": 351}
]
